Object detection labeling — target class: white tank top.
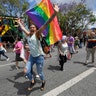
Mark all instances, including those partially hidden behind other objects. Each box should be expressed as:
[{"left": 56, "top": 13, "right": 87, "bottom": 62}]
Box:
[
  {"left": 60, "top": 42, "right": 68, "bottom": 55},
  {"left": 27, "top": 34, "right": 44, "bottom": 57}
]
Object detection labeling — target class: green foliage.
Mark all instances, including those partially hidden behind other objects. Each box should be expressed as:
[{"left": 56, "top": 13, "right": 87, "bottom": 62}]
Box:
[
  {"left": 0, "top": 0, "right": 29, "bottom": 40},
  {"left": 58, "top": 1, "right": 96, "bottom": 35},
  {"left": 0, "top": 0, "right": 29, "bottom": 17}
]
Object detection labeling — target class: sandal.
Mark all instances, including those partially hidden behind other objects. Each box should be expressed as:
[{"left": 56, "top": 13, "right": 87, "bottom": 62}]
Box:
[
  {"left": 40, "top": 81, "right": 45, "bottom": 91},
  {"left": 28, "top": 80, "right": 36, "bottom": 91}
]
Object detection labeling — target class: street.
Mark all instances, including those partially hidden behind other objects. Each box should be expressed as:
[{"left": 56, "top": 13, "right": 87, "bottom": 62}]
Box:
[{"left": 0, "top": 47, "right": 96, "bottom": 96}]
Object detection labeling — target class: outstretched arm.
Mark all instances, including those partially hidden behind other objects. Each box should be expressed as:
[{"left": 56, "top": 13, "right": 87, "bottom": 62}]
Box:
[
  {"left": 36, "top": 4, "right": 59, "bottom": 36},
  {"left": 17, "top": 19, "right": 30, "bottom": 36}
]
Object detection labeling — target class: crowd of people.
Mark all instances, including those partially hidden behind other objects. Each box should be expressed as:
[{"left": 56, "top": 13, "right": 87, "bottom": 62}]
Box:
[{"left": 0, "top": 29, "right": 95, "bottom": 91}]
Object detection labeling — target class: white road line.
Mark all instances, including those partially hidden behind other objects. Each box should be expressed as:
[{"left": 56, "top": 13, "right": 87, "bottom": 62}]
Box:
[
  {"left": 43, "top": 67, "right": 96, "bottom": 96},
  {"left": 0, "top": 62, "right": 15, "bottom": 67}
]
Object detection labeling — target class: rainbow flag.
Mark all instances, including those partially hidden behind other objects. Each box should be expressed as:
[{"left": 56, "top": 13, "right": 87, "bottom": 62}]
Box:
[{"left": 26, "top": 0, "right": 62, "bottom": 45}]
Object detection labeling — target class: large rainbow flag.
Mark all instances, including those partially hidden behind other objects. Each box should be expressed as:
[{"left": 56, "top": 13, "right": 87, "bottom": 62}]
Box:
[{"left": 26, "top": 0, "right": 62, "bottom": 45}]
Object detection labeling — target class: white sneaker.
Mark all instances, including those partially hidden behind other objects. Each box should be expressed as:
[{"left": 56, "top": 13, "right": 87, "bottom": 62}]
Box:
[
  {"left": 6, "top": 58, "right": 9, "bottom": 61},
  {"left": 25, "top": 75, "right": 28, "bottom": 79},
  {"left": 36, "top": 74, "right": 39, "bottom": 78},
  {"left": 16, "top": 66, "right": 19, "bottom": 70}
]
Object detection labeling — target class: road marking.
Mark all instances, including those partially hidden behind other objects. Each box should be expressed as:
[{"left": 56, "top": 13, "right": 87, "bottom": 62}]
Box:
[
  {"left": 0, "top": 62, "right": 24, "bottom": 68},
  {"left": 43, "top": 67, "right": 96, "bottom": 96},
  {"left": 0, "top": 62, "right": 15, "bottom": 67}
]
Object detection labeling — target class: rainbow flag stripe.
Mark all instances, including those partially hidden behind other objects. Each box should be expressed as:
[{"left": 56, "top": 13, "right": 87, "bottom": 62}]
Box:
[{"left": 26, "top": 0, "right": 62, "bottom": 45}]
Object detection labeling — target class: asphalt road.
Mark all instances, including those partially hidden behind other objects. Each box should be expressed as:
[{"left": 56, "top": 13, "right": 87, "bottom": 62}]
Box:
[{"left": 0, "top": 47, "right": 96, "bottom": 96}]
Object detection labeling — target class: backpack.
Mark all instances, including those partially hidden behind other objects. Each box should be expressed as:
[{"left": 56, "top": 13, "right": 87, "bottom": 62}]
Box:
[{"left": 40, "top": 37, "right": 50, "bottom": 54}]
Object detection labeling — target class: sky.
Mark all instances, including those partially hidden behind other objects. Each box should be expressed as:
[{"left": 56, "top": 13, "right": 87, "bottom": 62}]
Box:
[
  {"left": 28, "top": 0, "right": 96, "bottom": 28},
  {"left": 28, "top": 0, "right": 96, "bottom": 11}
]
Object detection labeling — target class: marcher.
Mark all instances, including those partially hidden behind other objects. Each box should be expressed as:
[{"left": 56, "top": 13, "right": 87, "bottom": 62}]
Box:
[
  {"left": 67, "top": 34, "right": 75, "bottom": 58},
  {"left": 79, "top": 36, "right": 83, "bottom": 48},
  {"left": 74, "top": 36, "right": 79, "bottom": 53},
  {"left": 85, "top": 32, "right": 96, "bottom": 64},
  {"left": 58, "top": 36, "right": 68, "bottom": 71},
  {"left": 17, "top": 4, "right": 59, "bottom": 91},
  {"left": 83, "top": 35, "right": 87, "bottom": 46},
  {"left": 0, "top": 42, "right": 9, "bottom": 61},
  {"left": 13, "top": 37, "right": 27, "bottom": 69}
]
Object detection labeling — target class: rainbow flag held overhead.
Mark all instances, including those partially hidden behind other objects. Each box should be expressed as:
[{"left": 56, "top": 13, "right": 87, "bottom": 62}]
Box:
[{"left": 26, "top": 0, "right": 62, "bottom": 45}]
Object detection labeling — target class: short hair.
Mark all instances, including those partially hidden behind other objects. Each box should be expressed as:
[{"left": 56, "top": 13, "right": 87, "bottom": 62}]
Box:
[{"left": 16, "top": 37, "right": 21, "bottom": 41}]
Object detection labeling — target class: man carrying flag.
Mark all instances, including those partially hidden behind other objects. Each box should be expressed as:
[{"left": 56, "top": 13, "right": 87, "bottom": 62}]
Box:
[{"left": 17, "top": 2, "right": 61, "bottom": 91}]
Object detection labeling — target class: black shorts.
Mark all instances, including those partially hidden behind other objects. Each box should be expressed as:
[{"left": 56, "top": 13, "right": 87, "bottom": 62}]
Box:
[
  {"left": 15, "top": 53, "right": 23, "bottom": 61},
  {"left": 59, "top": 54, "right": 67, "bottom": 63}
]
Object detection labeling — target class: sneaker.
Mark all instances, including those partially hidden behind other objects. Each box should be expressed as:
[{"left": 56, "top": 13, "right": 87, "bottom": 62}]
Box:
[
  {"left": 6, "top": 58, "right": 9, "bottom": 61},
  {"left": 16, "top": 66, "right": 19, "bottom": 70},
  {"left": 36, "top": 74, "right": 39, "bottom": 78},
  {"left": 25, "top": 75, "right": 28, "bottom": 79}
]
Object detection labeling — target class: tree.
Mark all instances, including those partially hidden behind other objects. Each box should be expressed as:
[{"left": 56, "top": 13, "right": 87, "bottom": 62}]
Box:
[
  {"left": 0, "top": 0, "right": 29, "bottom": 16},
  {"left": 0, "top": 0, "right": 29, "bottom": 42},
  {"left": 58, "top": 0, "right": 96, "bottom": 35}
]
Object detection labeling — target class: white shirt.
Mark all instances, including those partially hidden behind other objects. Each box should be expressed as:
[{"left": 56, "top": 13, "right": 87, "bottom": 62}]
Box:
[{"left": 59, "top": 42, "right": 68, "bottom": 56}]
